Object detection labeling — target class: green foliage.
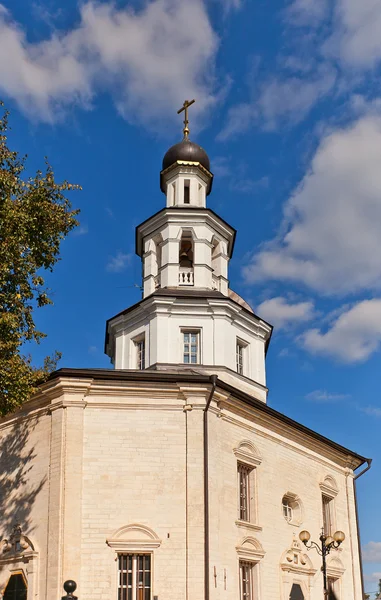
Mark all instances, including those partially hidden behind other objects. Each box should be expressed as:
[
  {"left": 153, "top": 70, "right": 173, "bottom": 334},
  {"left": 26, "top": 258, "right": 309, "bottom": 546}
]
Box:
[{"left": 0, "top": 102, "right": 80, "bottom": 416}]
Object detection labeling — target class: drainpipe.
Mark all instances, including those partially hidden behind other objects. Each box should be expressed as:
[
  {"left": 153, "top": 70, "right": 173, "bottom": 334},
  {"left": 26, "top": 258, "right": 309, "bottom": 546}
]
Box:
[
  {"left": 354, "top": 459, "right": 372, "bottom": 600},
  {"left": 204, "top": 374, "right": 218, "bottom": 600}
]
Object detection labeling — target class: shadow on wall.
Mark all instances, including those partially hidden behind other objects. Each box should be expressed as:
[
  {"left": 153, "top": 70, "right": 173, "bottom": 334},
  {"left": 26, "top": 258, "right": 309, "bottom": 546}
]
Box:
[{"left": 0, "top": 417, "right": 47, "bottom": 538}]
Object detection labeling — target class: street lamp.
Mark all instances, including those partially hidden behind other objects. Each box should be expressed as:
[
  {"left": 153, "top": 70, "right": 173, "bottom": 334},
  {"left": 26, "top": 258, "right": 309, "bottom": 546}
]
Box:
[{"left": 299, "top": 529, "right": 345, "bottom": 598}]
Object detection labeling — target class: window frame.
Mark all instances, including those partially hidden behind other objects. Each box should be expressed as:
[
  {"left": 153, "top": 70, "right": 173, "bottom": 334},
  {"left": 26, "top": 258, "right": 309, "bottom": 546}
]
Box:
[
  {"left": 319, "top": 476, "right": 338, "bottom": 536},
  {"left": 182, "top": 329, "right": 200, "bottom": 364},
  {"left": 282, "top": 499, "right": 293, "bottom": 523},
  {"left": 118, "top": 553, "right": 152, "bottom": 600},
  {"left": 236, "top": 338, "right": 248, "bottom": 376},
  {"left": 322, "top": 494, "right": 334, "bottom": 537},
  {"left": 239, "top": 560, "right": 254, "bottom": 600},
  {"left": 234, "top": 442, "right": 262, "bottom": 528},
  {"left": 238, "top": 462, "right": 254, "bottom": 523},
  {"left": 281, "top": 492, "right": 303, "bottom": 526},
  {"left": 133, "top": 334, "right": 146, "bottom": 370}
]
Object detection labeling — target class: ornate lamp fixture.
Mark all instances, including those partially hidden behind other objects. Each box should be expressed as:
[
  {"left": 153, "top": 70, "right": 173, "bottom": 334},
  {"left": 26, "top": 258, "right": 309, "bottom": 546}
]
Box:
[{"left": 299, "top": 529, "right": 345, "bottom": 598}]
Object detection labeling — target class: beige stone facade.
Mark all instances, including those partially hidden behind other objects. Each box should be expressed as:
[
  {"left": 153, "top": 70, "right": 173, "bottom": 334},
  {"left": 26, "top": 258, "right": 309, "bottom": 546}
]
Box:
[
  {"left": 0, "top": 132, "right": 368, "bottom": 600},
  {"left": 0, "top": 369, "right": 366, "bottom": 600}
]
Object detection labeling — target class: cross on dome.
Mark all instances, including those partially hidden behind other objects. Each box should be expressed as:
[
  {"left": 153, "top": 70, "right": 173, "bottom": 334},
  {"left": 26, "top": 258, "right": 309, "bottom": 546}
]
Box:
[{"left": 177, "top": 99, "right": 196, "bottom": 140}]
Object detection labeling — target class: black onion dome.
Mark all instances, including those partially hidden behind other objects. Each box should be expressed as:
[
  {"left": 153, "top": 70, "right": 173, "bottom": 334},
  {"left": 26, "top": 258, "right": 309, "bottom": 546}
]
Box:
[{"left": 162, "top": 139, "right": 210, "bottom": 172}]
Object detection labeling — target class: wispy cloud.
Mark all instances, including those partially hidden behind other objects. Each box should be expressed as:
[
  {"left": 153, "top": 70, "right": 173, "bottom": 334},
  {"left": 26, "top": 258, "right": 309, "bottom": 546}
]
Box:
[
  {"left": 243, "top": 116, "right": 381, "bottom": 296},
  {"left": 363, "top": 541, "right": 381, "bottom": 563},
  {"left": 73, "top": 224, "right": 88, "bottom": 236},
  {"left": 218, "top": 66, "right": 336, "bottom": 138},
  {"left": 360, "top": 405, "right": 381, "bottom": 418},
  {"left": 364, "top": 571, "right": 381, "bottom": 583},
  {"left": 88, "top": 345, "right": 98, "bottom": 354},
  {"left": 301, "top": 299, "right": 381, "bottom": 363},
  {"left": 0, "top": 1, "right": 219, "bottom": 132},
  {"left": 306, "top": 390, "right": 350, "bottom": 402},
  {"left": 257, "top": 296, "right": 315, "bottom": 330},
  {"left": 106, "top": 251, "right": 132, "bottom": 273}
]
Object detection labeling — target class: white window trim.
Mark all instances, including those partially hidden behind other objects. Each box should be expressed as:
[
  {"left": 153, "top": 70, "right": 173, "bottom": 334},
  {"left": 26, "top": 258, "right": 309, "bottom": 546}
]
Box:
[
  {"left": 132, "top": 333, "right": 146, "bottom": 370},
  {"left": 236, "top": 338, "right": 249, "bottom": 377},
  {"left": 181, "top": 329, "right": 201, "bottom": 364}
]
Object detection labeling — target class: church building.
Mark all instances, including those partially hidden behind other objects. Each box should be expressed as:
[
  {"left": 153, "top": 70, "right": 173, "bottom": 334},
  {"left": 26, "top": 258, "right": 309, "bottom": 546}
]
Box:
[{"left": 0, "top": 102, "right": 370, "bottom": 600}]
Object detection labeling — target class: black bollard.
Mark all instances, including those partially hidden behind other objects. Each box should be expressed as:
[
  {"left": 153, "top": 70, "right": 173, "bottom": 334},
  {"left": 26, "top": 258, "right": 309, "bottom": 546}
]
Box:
[{"left": 62, "top": 580, "right": 78, "bottom": 600}]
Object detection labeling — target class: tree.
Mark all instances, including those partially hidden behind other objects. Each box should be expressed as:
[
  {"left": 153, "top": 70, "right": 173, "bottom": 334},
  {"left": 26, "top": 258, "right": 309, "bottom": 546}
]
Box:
[{"left": 0, "top": 102, "right": 80, "bottom": 416}]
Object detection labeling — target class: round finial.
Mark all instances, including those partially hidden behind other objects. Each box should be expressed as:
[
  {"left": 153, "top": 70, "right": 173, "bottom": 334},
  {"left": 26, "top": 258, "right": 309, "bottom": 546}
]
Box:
[{"left": 63, "top": 580, "right": 77, "bottom": 594}]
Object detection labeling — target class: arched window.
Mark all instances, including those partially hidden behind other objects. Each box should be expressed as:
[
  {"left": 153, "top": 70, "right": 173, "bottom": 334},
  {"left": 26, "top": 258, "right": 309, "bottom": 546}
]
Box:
[
  {"left": 179, "top": 231, "right": 193, "bottom": 268},
  {"left": 3, "top": 573, "right": 27, "bottom": 600}
]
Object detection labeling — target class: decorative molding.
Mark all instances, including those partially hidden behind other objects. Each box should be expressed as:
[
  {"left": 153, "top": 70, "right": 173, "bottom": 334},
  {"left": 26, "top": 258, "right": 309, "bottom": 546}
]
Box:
[
  {"left": 233, "top": 440, "right": 262, "bottom": 467},
  {"left": 280, "top": 535, "right": 317, "bottom": 577},
  {"left": 236, "top": 536, "right": 265, "bottom": 562},
  {"left": 106, "top": 523, "right": 162, "bottom": 551},
  {"left": 327, "top": 556, "right": 345, "bottom": 578},
  {"left": 1, "top": 524, "right": 35, "bottom": 556},
  {"left": 320, "top": 475, "right": 339, "bottom": 498},
  {"left": 235, "top": 520, "right": 263, "bottom": 532}
]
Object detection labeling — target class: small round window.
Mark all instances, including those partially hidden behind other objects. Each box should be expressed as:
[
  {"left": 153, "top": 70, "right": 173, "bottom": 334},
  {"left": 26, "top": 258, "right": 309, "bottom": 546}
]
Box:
[{"left": 282, "top": 493, "right": 303, "bottom": 526}]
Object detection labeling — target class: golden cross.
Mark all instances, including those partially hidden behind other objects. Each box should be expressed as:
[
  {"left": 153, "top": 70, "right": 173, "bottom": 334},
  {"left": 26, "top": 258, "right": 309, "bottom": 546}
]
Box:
[{"left": 177, "top": 99, "right": 195, "bottom": 140}]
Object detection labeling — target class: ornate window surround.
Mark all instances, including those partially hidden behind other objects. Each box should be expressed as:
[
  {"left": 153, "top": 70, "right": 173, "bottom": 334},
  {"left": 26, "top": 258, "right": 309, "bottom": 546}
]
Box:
[
  {"left": 319, "top": 476, "right": 339, "bottom": 535},
  {"left": 319, "top": 475, "right": 339, "bottom": 499},
  {"left": 0, "top": 525, "right": 38, "bottom": 600},
  {"left": 281, "top": 492, "right": 304, "bottom": 527},
  {"left": 106, "top": 523, "right": 162, "bottom": 600},
  {"left": 236, "top": 537, "right": 265, "bottom": 600},
  {"left": 234, "top": 441, "right": 262, "bottom": 531},
  {"left": 280, "top": 535, "right": 317, "bottom": 600}
]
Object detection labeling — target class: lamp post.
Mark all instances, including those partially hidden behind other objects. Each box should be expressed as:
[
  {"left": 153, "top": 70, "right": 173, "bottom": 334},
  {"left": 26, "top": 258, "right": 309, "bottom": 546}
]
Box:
[{"left": 299, "top": 529, "right": 345, "bottom": 598}]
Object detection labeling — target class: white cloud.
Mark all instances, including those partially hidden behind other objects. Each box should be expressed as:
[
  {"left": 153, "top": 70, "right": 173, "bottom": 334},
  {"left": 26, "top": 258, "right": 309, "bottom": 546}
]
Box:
[
  {"left": 73, "top": 225, "right": 88, "bottom": 236},
  {"left": 305, "top": 389, "right": 350, "bottom": 402},
  {"left": 301, "top": 299, "right": 381, "bottom": 362},
  {"left": 218, "top": 67, "right": 336, "bottom": 138},
  {"left": 326, "top": 0, "right": 381, "bottom": 69},
  {"left": 106, "top": 251, "right": 132, "bottom": 273},
  {"left": 243, "top": 115, "right": 381, "bottom": 295},
  {"left": 256, "top": 296, "right": 315, "bottom": 330},
  {"left": 0, "top": 1, "right": 218, "bottom": 130},
  {"left": 286, "top": 0, "right": 329, "bottom": 27},
  {"left": 364, "top": 571, "right": 381, "bottom": 583},
  {"left": 361, "top": 405, "right": 381, "bottom": 418}
]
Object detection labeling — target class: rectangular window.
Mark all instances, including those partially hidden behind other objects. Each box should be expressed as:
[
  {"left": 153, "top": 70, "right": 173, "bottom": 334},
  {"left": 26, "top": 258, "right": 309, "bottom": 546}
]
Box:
[
  {"left": 183, "top": 331, "right": 199, "bottom": 364},
  {"left": 118, "top": 554, "right": 151, "bottom": 600},
  {"left": 236, "top": 340, "right": 245, "bottom": 375},
  {"left": 135, "top": 337, "right": 145, "bottom": 370},
  {"left": 184, "top": 179, "right": 190, "bottom": 204},
  {"left": 239, "top": 561, "right": 254, "bottom": 600},
  {"left": 238, "top": 463, "right": 253, "bottom": 522},
  {"left": 322, "top": 495, "right": 333, "bottom": 536}
]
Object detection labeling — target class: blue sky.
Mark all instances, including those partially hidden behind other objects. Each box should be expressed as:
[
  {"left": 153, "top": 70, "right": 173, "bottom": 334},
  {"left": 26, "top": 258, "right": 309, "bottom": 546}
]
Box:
[{"left": 1, "top": 0, "right": 381, "bottom": 591}]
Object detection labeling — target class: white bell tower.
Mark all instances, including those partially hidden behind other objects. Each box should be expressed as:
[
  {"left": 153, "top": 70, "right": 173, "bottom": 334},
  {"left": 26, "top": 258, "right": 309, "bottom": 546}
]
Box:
[{"left": 105, "top": 101, "right": 272, "bottom": 401}]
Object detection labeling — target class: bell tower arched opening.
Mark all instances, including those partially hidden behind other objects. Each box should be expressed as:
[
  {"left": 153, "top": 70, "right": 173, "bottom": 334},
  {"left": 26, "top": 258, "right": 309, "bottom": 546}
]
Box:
[{"left": 179, "top": 230, "right": 194, "bottom": 286}]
